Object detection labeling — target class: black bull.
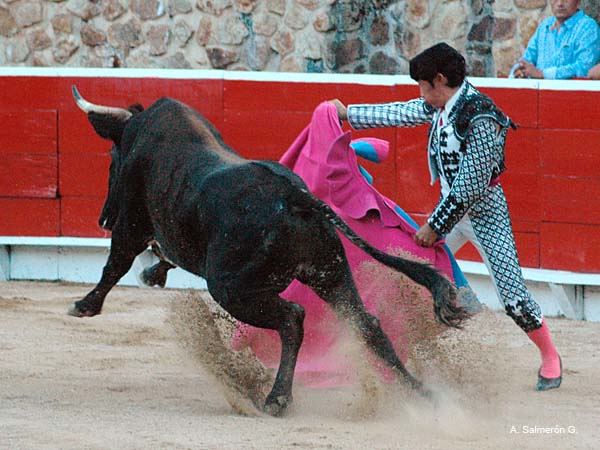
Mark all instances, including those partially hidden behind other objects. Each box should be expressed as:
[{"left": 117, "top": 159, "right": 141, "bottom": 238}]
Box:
[{"left": 68, "top": 86, "right": 470, "bottom": 415}]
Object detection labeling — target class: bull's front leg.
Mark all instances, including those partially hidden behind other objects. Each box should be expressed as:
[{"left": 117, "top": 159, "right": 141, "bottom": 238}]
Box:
[
  {"left": 212, "top": 284, "right": 305, "bottom": 416},
  {"left": 68, "top": 237, "right": 147, "bottom": 317}
]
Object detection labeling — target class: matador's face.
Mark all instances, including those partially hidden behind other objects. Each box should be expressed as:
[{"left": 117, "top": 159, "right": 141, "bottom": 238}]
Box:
[{"left": 417, "top": 78, "right": 447, "bottom": 109}]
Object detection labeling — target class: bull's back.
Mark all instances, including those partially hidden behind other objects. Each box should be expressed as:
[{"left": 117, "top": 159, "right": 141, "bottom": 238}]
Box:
[
  {"left": 133, "top": 98, "right": 241, "bottom": 161},
  {"left": 125, "top": 101, "right": 325, "bottom": 277},
  {"left": 130, "top": 98, "right": 243, "bottom": 208}
]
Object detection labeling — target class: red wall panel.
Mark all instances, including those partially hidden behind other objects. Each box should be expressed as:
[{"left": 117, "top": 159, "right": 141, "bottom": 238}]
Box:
[
  {"left": 60, "top": 79, "right": 225, "bottom": 154},
  {"left": 0, "top": 77, "right": 66, "bottom": 110},
  {"left": 514, "top": 231, "right": 540, "bottom": 268},
  {"left": 478, "top": 86, "right": 538, "bottom": 128},
  {"left": 393, "top": 84, "right": 422, "bottom": 103},
  {"left": 540, "top": 222, "right": 600, "bottom": 272},
  {"left": 1, "top": 74, "right": 599, "bottom": 273},
  {"left": 59, "top": 110, "right": 111, "bottom": 154},
  {"left": 344, "top": 83, "right": 401, "bottom": 105},
  {"left": 513, "top": 220, "right": 539, "bottom": 233},
  {"left": 539, "top": 90, "right": 600, "bottom": 130},
  {"left": 224, "top": 79, "right": 398, "bottom": 114},
  {"left": 505, "top": 127, "right": 540, "bottom": 173},
  {"left": 0, "top": 154, "right": 57, "bottom": 197},
  {"left": 135, "top": 78, "right": 224, "bottom": 117},
  {"left": 61, "top": 196, "right": 107, "bottom": 237},
  {"left": 59, "top": 77, "right": 224, "bottom": 115},
  {"left": 59, "top": 153, "right": 110, "bottom": 197},
  {"left": 453, "top": 243, "right": 482, "bottom": 263},
  {"left": 394, "top": 126, "right": 436, "bottom": 215},
  {"left": 541, "top": 176, "right": 600, "bottom": 225},
  {"left": 541, "top": 129, "right": 600, "bottom": 178},
  {"left": 222, "top": 110, "right": 311, "bottom": 160},
  {"left": 0, "top": 110, "right": 56, "bottom": 154},
  {"left": 502, "top": 171, "right": 541, "bottom": 223},
  {"left": 0, "top": 198, "right": 59, "bottom": 236},
  {"left": 224, "top": 80, "right": 342, "bottom": 112}
]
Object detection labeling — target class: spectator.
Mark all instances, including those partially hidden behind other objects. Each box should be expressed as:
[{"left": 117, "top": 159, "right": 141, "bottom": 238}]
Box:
[{"left": 511, "top": 0, "right": 600, "bottom": 79}]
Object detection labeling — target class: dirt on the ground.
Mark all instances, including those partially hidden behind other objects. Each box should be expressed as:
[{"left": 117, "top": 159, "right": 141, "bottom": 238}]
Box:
[{"left": 1, "top": 281, "right": 598, "bottom": 450}]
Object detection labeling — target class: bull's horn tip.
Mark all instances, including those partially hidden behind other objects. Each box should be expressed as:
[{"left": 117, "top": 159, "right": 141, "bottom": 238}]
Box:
[{"left": 71, "top": 85, "right": 82, "bottom": 101}]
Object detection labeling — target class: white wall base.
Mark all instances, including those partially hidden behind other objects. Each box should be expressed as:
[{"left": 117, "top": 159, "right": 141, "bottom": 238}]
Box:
[
  {"left": 456, "top": 261, "right": 598, "bottom": 321},
  {"left": 1, "top": 241, "right": 207, "bottom": 290},
  {"left": 1, "top": 238, "right": 599, "bottom": 321},
  {"left": 0, "top": 245, "right": 9, "bottom": 281},
  {"left": 459, "top": 273, "right": 592, "bottom": 320}
]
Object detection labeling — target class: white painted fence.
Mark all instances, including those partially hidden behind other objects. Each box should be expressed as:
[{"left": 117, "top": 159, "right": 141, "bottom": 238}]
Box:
[{"left": 1, "top": 237, "right": 599, "bottom": 322}]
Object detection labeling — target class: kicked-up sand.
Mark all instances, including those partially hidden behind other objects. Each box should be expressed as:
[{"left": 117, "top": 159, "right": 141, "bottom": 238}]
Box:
[{"left": 1, "top": 280, "right": 598, "bottom": 450}]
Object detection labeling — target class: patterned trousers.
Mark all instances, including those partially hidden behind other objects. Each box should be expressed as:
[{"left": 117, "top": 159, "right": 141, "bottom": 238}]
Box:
[{"left": 444, "top": 185, "right": 543, "bottom": 332}]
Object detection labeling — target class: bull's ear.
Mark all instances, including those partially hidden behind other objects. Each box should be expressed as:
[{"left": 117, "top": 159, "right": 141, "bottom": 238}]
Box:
[
  {"left": 72, "top": 85, "right": 132, "bottom": 144},
  {"left": 87, "top": 111, "right": 128, "bottom": 144}
]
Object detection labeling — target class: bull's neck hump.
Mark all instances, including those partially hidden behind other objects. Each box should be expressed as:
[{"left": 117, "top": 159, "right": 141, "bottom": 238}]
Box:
[{"left": 211, "top": 146, "right": 245, "bottom": 165}]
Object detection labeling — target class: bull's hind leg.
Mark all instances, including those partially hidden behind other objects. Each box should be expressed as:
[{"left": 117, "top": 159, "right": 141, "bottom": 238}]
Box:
[
  {"left": 140, "top": 260, "right": 175, "bottom": 288},
  {"left": 68, "top": 234, "right": 147, "bottom": 317},
  {"left": 212, "top": 287, "right": 305, "bottom": 416},
  {"left": 140, "top": 241, "right": 176, "bottom": 288},
  {"left": 307, "top": 268, "right": 428, "bottom": 396}
]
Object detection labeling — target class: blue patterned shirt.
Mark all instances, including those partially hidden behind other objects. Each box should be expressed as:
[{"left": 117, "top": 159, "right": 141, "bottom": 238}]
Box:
[{"left": 522, "top": 9, "right": 600, "bottom": 79}]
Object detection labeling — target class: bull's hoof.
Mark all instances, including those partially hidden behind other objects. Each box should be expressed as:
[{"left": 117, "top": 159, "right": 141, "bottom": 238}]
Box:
[
  {"left": 263, "top": 394, "right": 292, "bottom": 417},
  {"left": 404, "top": 376, "right": 436, "bottom": 403},
  {"left": 421, "top": 387, "right": 439, "bottom": 407},
  {"left": 140, "top": 267, "right": 166, "bottom": 288},
  {"left": 67, "top": 301, "right": 102, "bottom": 317}
]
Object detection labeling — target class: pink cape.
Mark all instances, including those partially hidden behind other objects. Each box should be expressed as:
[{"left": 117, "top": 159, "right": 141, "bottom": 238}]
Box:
[{"left": 232, "top": 102, "right": 477, "bottom": 388}]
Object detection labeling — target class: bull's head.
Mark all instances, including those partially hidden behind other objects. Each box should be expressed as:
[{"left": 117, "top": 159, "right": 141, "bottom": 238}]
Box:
[{"left": 72, "top": 86, "right": 142, "bottom": 230}]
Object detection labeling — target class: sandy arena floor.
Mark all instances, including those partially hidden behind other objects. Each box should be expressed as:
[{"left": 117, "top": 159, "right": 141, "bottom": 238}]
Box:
[{"left": 1, "top": 280, "right": 599, "bottom": 450}]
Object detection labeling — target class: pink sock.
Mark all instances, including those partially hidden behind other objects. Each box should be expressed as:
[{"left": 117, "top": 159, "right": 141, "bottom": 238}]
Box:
[{"left": 526, "top": 319, "right": 561, "bottom": 378}]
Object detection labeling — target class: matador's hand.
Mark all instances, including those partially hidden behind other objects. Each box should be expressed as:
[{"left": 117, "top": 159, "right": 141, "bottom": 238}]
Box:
[
  {"left": 414, "top": 223, "right": 439, "bottom": 247},
  {"left": 328, "top": 99, "right": 348, "bottom": 121}
]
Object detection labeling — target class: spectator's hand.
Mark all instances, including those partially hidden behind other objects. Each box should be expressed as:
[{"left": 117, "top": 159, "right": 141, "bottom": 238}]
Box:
[
  {"left": 414, "top": 223, "right": 439, "bottom": 247},
  {"left": 329, "top": 99, "right": 348, "bottom": 121},
  {"left": 513, "top": 60, "right": 544, "bottom": 79},
  {"left": 588, "top": 64, "right": 600, "bottom": 80}
]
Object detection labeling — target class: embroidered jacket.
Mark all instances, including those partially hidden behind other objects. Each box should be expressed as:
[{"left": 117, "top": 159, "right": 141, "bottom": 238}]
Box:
[{"left": 347, "top": 81, "right": 516, "bottom": 236}]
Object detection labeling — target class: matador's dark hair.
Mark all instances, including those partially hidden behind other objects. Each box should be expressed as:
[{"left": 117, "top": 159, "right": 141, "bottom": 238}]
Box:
[{"left": 409, "top": 42, "right": 466, "bottom": 88}]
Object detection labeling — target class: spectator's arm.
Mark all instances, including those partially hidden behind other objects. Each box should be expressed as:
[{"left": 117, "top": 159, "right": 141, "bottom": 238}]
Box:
[{"left": 588, "top": 63, "right": 600, "bottom": 80}]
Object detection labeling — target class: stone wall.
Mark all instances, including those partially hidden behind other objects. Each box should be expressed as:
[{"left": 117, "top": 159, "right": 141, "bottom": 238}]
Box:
[{"left": 1, "top": 0, "right": 599, "bottom": 76}]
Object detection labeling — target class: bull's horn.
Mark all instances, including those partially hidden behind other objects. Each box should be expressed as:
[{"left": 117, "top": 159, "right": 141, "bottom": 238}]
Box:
[{"left": 71, "top": 85, "right": 132, "bottom": 120}]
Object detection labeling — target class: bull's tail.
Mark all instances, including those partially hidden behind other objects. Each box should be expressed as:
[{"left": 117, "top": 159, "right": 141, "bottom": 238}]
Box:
[
  {"left": 253, "top": 160, "right": 470, "bottom": 328},
  {"left": 304, "top": 192, "right": 471, "bottom": 329}
]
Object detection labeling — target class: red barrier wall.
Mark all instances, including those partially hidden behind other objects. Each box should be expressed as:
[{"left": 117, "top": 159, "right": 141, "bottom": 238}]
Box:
[{"left": 1, "top": 72, "right": 598, "bottom": 273}]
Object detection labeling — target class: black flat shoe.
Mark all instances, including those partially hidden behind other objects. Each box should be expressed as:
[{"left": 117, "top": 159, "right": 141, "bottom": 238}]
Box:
[{"left": 536, "top": 355, "right": 562, "bottom": 391}]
